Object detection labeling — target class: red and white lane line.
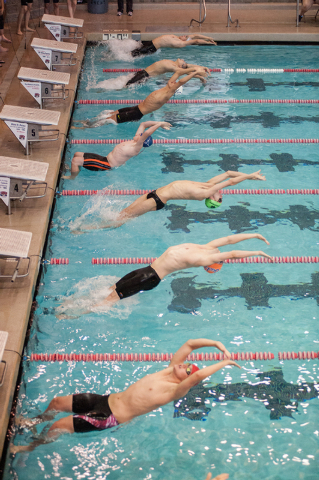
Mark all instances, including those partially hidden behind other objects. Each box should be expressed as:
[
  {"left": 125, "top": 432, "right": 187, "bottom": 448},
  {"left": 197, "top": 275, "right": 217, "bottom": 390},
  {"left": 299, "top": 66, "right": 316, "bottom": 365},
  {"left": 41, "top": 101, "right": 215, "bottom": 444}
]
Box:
[
  {"left": 91, "top": 256, "right": 319, "bottom": 265},
  {"left": 76, "top": 99, "right": 319, "bottom": 105},
  {"left": 102, "top": 68, "right": 319, "bottom": 74},
  {"left": 71, "top": 138, "right": 319, "bottom": 145},
  {"left": 29, "top": 350, "right": 319, "bottom": 362},
  {"left": 61, "top": 189, "right": 319, "bottom": 196}
]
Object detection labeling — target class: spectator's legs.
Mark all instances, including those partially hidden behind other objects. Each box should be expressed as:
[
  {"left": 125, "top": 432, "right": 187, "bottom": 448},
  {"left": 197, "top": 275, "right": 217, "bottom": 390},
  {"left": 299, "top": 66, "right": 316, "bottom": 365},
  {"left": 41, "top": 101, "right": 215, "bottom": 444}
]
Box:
[
  {"left": 117, "top": 0, "right": 124, "bottom": 14},
  {"left": 127, "top": 0, "right": 133, "bottom": 14}
]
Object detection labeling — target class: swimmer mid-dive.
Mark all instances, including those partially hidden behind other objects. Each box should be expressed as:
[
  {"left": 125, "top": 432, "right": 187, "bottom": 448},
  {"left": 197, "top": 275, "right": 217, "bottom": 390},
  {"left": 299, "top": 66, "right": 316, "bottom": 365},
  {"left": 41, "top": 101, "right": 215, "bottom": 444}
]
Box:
[
  {"left": 131, "top": 34, "right": 217, "bottom": 57},
  {"left": 63, "top": 121, "right": 171, "bottom": 179},
  {"left": 72, "top": 67, "right": 208, "bottom": 128},
  {"left": 125, "top": 58, "right": 210, "bottom": 86},
  {"left": 11, "top": 338, "right": 239, "bottom": 453},
  {"left": 89, "top": 233, "right": 273, "bottom": 307},
  {"left": 77, "top": 169, "right": 266, "bottom": 230}
]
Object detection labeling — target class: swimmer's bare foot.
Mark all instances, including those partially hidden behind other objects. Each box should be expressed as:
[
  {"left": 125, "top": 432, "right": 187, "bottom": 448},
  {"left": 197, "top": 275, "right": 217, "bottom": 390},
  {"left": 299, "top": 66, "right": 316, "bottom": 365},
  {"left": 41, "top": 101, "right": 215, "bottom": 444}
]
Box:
[
  {"left": 1, "top": 35, "right": 12, "bottom": 43},
  {"left": 10, "top": 444, "right": 32, "bottom": 455},
  {"left": 62, "top": 175, "right": 72, "bottom": 179},
  {"left": 26, "top": 27, "right": 35, "bottom": 32},
  {"left": 17, "top": 30, "right": 23, "bottom": 35},
  {"left": 0, "top": 45, "right": 8, "bottom": 53}
]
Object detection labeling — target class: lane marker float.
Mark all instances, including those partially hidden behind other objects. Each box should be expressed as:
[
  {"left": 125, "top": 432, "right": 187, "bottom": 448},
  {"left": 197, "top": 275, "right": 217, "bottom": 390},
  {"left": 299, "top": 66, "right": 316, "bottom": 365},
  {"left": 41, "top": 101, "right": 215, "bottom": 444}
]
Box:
[
  {"left": 102, "top": 68, "right": 319, "bottom": 74},
  {"left": 71, "top": 138, "right": 319, "bottom": 145},
  {"left": 92, "top": 256, "right": 319, "bottom": 265},
  {"left": 76, "top": 99, "right": 319, "bottom": 105},
  {"left": 61, "top": 189, "right": 319, "bottom": 197},
  {"left": 29, "top": 351, "right": 319, "bottom": 362}
]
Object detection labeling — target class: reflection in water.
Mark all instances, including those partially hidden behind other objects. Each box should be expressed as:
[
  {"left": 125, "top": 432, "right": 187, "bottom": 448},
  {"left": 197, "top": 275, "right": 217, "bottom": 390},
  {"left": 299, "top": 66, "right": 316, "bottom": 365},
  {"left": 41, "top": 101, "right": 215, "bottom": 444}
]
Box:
[{"left": 174, "top": 369, "right": 319, "bottom": 420}]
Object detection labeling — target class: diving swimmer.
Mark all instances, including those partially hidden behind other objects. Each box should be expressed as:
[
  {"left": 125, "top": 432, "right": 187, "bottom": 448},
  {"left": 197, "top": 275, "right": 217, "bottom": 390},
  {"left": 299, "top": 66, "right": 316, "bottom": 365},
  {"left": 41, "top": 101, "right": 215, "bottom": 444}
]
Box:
[
  {"left": 87, "top": 233, "right": 273, "bottom": 308},
  {"left": 63, "top": 121, "right": 171, "bottom": 179},
  {"left": 77, "top": 169, "right": 266, "bottom": 229},
  {"left": 11, "top": 338, "right": 239, "bottom": 453},
  {"left": 125, "top": 58, "right": 210, "bottom": 86},
  {"left": 131, "top": 34, "right": 217, "bottom": 57},
  {"left": 72, "top": 67, "right": 209, "bottom": 128}
]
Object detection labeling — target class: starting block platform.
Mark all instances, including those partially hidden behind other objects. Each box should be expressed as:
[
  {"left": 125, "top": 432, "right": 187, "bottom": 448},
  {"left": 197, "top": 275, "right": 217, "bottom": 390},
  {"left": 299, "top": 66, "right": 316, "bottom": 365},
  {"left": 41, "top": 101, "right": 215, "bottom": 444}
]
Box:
[
  {"left": 31, "top": 37, "right": 77, "bottom": 70},
  {"left": 18, "top": 67, "right": 70, "bottom": 108},
  {"left": 0, "top": 156, "right": 49, "bottom": 215},
  {"left": 42, "top": 14, "right": 84, "bottom": 41},
  {"left": 0, "top": 228, "right": 32, "bottom": 282},
  {"left": 0, "top": 105, "right": 60, "bottom": 155}
]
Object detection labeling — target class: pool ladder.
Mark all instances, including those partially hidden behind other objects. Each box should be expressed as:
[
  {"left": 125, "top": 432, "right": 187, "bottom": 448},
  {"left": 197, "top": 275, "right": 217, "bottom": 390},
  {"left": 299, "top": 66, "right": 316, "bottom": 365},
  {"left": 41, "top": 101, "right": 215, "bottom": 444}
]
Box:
[
  {"left": 190, "top": 0, "right": 240, "bottom": 28},
  {"left": 189, "top": 0, "right": 207, "bottom": 26}
]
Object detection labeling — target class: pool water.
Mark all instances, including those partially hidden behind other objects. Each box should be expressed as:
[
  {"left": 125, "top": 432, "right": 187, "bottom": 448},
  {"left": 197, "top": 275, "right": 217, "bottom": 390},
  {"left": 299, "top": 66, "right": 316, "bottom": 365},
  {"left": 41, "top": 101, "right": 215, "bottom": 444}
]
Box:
[{"left": 4, "top": 44, "right": 319, "bottom": 480}]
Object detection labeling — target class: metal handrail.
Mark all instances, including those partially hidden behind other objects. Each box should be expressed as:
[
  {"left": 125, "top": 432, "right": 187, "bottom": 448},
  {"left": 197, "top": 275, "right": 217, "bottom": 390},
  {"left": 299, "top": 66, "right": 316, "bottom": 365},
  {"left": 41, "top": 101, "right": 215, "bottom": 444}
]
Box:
[
  {"left": 190, "top": 0, "right": 207, "bottom": 27},
  {"left": 227, "top": 0, "right": 239, "bottom": 27}
]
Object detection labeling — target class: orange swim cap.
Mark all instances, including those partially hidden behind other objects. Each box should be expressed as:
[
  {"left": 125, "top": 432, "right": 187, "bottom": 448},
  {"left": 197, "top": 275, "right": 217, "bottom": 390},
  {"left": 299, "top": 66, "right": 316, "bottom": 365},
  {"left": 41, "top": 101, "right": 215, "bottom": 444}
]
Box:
[{"left": 204, "top": 261, "right": 223, "bottom": 274}]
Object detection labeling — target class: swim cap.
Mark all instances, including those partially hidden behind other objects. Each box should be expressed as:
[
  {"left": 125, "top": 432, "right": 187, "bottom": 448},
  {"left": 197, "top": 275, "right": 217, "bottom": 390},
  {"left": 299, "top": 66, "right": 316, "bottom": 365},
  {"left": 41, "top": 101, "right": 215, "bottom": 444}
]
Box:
[
  {"left": 204, "top": 261, "right": 223, "bottom": 274},
  {"left": 186, "top": 363, "right": 200, "bottom": 376},
  {"left": 205, "top": 198, "right": 222, "bottom": 209},
  {"left": 140, "top": 133, "right": 153, "bottom": 148}
]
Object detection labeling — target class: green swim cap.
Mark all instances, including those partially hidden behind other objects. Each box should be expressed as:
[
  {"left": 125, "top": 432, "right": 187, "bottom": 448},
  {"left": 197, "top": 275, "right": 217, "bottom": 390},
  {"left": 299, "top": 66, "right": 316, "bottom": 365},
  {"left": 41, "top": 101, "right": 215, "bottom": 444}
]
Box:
[{"left": 205, "top": 198, "right": 222, "bottom": 209}]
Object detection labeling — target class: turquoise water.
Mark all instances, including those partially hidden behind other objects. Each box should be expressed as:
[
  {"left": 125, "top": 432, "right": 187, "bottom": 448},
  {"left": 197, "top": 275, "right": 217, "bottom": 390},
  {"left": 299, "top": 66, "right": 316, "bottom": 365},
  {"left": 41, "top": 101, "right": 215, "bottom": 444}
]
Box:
[{"left": 5, "top": 44, "right": 319, "bottom": 479}]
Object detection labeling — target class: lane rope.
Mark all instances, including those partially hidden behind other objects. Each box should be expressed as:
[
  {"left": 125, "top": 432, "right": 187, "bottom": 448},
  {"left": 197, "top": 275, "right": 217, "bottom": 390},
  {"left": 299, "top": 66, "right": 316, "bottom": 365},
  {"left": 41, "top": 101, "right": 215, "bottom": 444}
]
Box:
[
  {"left": 29, "top": 351, "right": 319, "bottom": 362},
  {"left": 70, "top": 138, "right": 319, "bottom": 145},
  {"left": 61, "top": 189, "right": 319, "bottom": 197},
  {"left": 102, "top": 68, "right": 319, "bottom": 74},
  {"left": 76, "top": 99, "right": 319, "bottom": 105},
  {"left": 92, "top": 256, "right": 319, "bottom": 265}
]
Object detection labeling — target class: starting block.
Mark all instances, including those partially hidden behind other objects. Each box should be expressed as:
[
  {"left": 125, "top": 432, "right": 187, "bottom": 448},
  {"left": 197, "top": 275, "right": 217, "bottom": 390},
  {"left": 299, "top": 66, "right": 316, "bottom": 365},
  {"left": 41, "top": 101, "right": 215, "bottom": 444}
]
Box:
[
  {"left": 0, "top": 156, "right": 49, "bottom": 215},
  {"left": 31, "top": 37, "right": 77, "bottom": 70},
  {"left": 103, "top": 29, "right": 129, "bottom": 41},
  {"left": 42, "top": 14, "right": 84, "bottom": 41},
  {"left": 0, "top": 228, "right": 32, "bottom": 282},
  {"left": 0, "top": 105, "right": 60, "bottom": 155},
  {"left": 18, "top": 67, "right": 70, "bottom": 109}
]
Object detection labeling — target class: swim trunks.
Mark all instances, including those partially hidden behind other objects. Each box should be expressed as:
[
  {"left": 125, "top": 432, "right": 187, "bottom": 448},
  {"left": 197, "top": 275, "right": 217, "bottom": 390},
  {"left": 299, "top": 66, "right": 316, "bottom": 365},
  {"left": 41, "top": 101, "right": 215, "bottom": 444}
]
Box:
[
  {"left": 131, "top": 41, "right": 157, "bottom": 58},
  {"left": 73, "top": 393, "right": 119, "bottom": 432},
  {"left": 116, "top": 105, "right": 144, "bottom": 124},
  {"left": 82, "top": 153, "right": 111, "bottom": 171},
  {"left": 44, "top": 0, "right": 59, "bottom": 3},
  {"left": 126, "top": 69, "right": 150, "bottom": 86},
  {"left": 115, "top": 265, "right": 161, "bottom": 299},
  {"left": 147, "top": 190, "right": 165, "bottom": 210}
]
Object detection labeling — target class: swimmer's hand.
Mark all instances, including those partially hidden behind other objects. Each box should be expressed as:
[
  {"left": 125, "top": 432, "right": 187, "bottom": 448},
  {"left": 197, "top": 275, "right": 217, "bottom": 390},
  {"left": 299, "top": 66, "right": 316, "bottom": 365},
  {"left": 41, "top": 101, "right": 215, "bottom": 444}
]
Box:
[
  {"left": 258, "top": 252, "right": 274, "bottom": 262},
  {"left": 226, "top": 360, "right": 241, "bottom": 369},
  {"left": 255, "top": 234, "right": 270, "bottom": 245},
  {"left": 214, "top": 341, "right": 231, "bottom": 359},
  {"left": 205, "top": 473, "right": 229, "bottom": 480},
  {"left": 248, "top": 170, "right": 266, "bottom": 181},
  {"left": 160, "top": 122, "right": 172, "bottom": 130}
]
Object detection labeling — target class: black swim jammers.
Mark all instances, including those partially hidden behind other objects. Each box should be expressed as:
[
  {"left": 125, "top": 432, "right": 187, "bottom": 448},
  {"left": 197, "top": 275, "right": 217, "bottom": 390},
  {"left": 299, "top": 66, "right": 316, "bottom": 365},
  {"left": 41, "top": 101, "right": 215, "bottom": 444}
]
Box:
[
  {"left": 82, "top": 153, "right": 111, "bottom": 171},
  {"left": 115, "top": 265, "right": 161, "bottom": 299},
  {"left": 116, "top": 105, "right": 144, "bottom": 124},
  {"left": 126, "top": 69, "right": 150, "bottom": 86},
  {"left": 73, "top": 393, "right": 119, "bottom": 432},
  {"left": 131, "top": 41, "right": 157, "bottom": 58},
  {"left": 147, "top": 190, "right": 165, "bottom": 210}
]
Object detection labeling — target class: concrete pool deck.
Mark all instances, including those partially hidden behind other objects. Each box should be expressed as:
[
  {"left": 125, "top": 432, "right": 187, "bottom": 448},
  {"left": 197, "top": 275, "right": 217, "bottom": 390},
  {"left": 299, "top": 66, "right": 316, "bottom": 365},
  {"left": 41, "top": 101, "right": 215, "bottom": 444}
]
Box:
[{"left": 0, "top": 1, "right": 319, "bottom": 465}]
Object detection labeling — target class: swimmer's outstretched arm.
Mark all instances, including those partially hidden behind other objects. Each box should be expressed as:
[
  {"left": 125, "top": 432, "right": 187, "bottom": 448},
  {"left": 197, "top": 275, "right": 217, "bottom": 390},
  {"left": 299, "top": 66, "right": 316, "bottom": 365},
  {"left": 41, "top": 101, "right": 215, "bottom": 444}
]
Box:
[
  {"left": 205, "top": 474, "right": 229, "bottom": 480},
  {"left": 205, "top": 233, "right": 270, "bottom": 249},
  {"left": 134, "top": 121, "right": 172, "bottom": 144},
  {"left": 203, "top": 249, "right": 273, "bottom": 265},
  {"left": 203, "top": 170, "right": 266, "bottom": 197},
  {"left": 173, "top": 359, "right": 241, "bottom": 398},
  {"left": 169, "top": 338, "right": 231, "bottom": 367},
  {"left": 188, "top": 34, "right": 217, "bottom": 45}
]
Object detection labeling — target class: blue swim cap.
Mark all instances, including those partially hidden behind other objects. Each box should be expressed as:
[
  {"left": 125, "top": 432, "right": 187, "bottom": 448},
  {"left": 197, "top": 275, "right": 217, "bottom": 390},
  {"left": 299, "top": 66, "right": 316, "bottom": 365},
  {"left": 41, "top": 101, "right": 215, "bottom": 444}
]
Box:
[{"left": 143, "top": 135, "right": 153, "bottom": 148}]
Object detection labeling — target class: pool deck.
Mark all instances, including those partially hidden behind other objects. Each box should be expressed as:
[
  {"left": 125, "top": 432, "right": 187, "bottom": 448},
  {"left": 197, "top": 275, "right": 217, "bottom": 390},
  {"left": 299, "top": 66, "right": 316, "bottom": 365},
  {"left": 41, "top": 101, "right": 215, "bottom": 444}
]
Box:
[{"left": 0, "top": 1, "right": 319, "bottom": 466}]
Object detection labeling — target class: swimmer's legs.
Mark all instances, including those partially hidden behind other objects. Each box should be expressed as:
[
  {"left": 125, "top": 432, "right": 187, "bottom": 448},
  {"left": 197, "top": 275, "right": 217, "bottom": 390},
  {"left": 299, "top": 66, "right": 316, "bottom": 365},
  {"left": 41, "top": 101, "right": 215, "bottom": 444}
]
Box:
[
  {"left": 63, "top": 152, "right": 84, "bottom": 179},
  {"left": 71, "top": 111, "right": 118, "bottom": 129},
  {"left": 11, "top": 415, "right": 74, "bottom": 454},
  {"left": 299, "top": 0, "right": 314, "bottom": 17},
  {"left": 16, "top": 395, "right": 73, "bottom": 430},
  {"left": 117, "top": 193, "right": 158, "bottom": 224}
]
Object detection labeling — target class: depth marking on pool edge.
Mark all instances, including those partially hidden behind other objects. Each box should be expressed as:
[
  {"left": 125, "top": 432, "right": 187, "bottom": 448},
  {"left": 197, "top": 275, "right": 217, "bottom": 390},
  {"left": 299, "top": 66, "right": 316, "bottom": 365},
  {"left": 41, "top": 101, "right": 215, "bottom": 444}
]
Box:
[{"left": 29, "top": 351, "right": 319, "bottom": 362}]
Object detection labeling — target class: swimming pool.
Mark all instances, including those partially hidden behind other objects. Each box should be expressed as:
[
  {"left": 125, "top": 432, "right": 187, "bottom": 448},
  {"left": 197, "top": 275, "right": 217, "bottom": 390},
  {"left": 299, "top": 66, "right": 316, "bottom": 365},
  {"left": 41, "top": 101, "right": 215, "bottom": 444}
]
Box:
[{"left": 4, "top": 44, "right": 319, "bottom": 479}]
